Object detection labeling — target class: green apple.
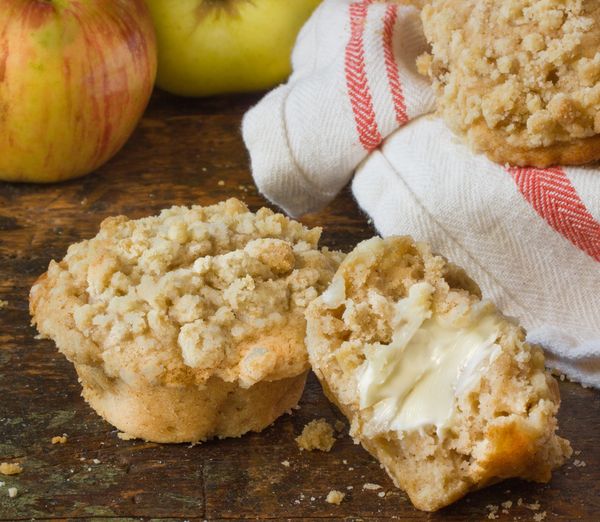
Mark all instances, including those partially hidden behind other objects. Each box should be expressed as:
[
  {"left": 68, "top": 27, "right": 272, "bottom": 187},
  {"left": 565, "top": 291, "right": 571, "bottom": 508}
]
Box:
[
  {"left": 145, "top": 0, "right": 322, "bottom": 97},
  {"left": 0, "top": 0, "right": 156, "bottom": 183}
]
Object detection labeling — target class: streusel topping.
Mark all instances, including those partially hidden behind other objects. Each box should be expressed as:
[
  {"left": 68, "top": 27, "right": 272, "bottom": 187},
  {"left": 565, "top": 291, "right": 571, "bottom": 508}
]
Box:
[
  {"left": 31, "top": 198, "right": 342, "bottom": 388},
  {"left": 419, "top": 0, "right": 600, "bottom": 150}
]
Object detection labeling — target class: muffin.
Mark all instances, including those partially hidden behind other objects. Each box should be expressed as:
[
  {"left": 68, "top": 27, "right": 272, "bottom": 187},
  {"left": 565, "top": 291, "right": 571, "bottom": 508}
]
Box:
[
  {"left": 418, "top": 0, "right": 600, "bottom": 167},
  {"left": 30, "top": 198, "right": 342, "bottom": 443},
  {"left": 305, "top": 236, "right": 571, "bottom": 511}
]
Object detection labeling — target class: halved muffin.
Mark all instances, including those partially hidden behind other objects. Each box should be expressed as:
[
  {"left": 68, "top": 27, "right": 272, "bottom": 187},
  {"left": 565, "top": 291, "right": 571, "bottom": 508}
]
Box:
[
  {"left": 30, "top": 198, "right": 342, "bottom": 443},
  {"left": 305, "top": 236, "right": 571, "bottom": 511}
]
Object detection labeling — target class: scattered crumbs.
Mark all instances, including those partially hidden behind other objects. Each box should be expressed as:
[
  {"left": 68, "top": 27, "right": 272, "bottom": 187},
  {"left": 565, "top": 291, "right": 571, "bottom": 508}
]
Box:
[
  {"left": 201, "top": 167, "right": 207, "bottom": 172},
  {"left": 117, "top": 432, "right": 136, "bottom": 441},
  {"left": 486, "top": 504, "right": 499, "bottom": 520},
  {"left": 527, "top": 501, "right": 541, "bottom": 511},
  {"left": 334, "top": 420, "right": 345, "bottom": 432},
  {"left": 87, "top": 467, "right": 92, "bottom": 472},
  {"left": 533, "top": 513, "right": 547, "bottom": 522},
  {"left": 573, "top": 459, "right": 587, "bottom": 467},
  {"left": 281, "top": 460, "right": 290, "bottom": 467},
  {"left": 92, "top": 459, "right": 101, "bottom": 464},
  {"left": 502, "top": 500, "right": 513, "bottom": 509},
  {"left": 0, "top": 300, "right": 7, "bottom": 310},
  {"left": 51, "top": 434, "right": 68, "bottom": 444},
  {"left": 7, "top": 487, "right": 17, "bottom": 498},
  {"left": 574, "top": 450, "right": 582, "bottom": 456},
  {"left": 378, "top": 491, "right": 386, "bottom": 498},
  {"left": 348, "top": 467, "right": 354, "bottom": 471},
  {"left": 80, "top": 198, "right": 88, "bottom": 206},
  {"left": 79, "top": 457, "right": 85, "bottom": 461},
  {"left": 217, "top": 180, "right": 225, "bottom": 186},
  {"left": 346, "top": 486, "right": 353, "bottom": 490},
  {"left": 363, "top": 483, "right": 382, "bottom": 491},
  {"left": 295, "top": 419, "right": 336, "bottom": 452},
  {"left": 0, "top": 463, "right": 22, "bottom": 475},
  {"left": 326, "top": 489, "right": 345, "bottom": 505},
  {"left": 0, "top": 481, "right": 4, "bottom": 487},
  {"left": 342, "top": 459, "right": 348, "bottom": 465}
]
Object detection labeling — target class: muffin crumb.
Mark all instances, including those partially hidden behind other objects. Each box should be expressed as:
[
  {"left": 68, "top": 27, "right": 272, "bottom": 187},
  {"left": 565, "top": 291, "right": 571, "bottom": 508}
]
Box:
[
  {"left": 363, "top": 483, "right": 382, "bottom": 491},
  {"left": 296, "top": 419, "right": 336, "bottom": 452},
  {"left": 326, "top": 489, "right": 345, "bottom": 505},
  {"left": 117, "top": 432, "right": 136, "bottom": 441},
  {"left": 0, "top": 463, "right": 22, "bottom": 475},
  {"left": 7, "top": 487, "right": 17, "bottom": 498},
  {"left": 51, "top": 434, "right": 68, "bottom": 444},
  {"left": 334, "top": 420, "right": 345, "bottom": 432}
]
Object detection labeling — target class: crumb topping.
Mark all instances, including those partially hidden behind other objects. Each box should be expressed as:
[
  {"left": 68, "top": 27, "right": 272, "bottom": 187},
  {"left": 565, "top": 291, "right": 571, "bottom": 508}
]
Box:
[
  {"left": 296, "top": 418, "right": 336, "bottom": 452},
  {"left": 30, "top": 199, "right": 342, "bottom": 388},
  {"left": 420, "top": 0, "right": 600, "bottom": 150}
]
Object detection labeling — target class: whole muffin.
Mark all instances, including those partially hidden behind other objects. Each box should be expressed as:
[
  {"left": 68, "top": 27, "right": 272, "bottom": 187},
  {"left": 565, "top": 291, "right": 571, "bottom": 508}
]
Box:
[
  {"left": 418, "top": 0, "right": 600, "bottom": 167},
  {"left": 30, "top": 198, "right": 342, "bottom": 442},
  {"left": 306, "top": 236, "right": 571, "bottom": 511}
]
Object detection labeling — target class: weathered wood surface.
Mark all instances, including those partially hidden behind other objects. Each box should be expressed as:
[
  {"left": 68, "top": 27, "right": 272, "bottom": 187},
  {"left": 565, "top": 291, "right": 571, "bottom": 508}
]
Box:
[{"left": 0, "top": 90, "right": 598, "bottom": 521}]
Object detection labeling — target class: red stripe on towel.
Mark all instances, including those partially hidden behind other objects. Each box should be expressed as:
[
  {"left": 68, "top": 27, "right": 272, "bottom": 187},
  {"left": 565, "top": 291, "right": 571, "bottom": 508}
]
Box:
[
  {"left": 345, "top": 0, "right": 382, "bottom": 151},
  {"left": 382, "top": 3, "right": 408, "bottom": 126},
  {"left": 508, "top": 166, "right": 600, "bottom": 262}
]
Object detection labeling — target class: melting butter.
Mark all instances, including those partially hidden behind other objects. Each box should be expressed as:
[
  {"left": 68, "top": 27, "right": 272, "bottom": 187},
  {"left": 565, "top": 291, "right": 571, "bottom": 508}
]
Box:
[{"left": 358, "top": 282, "right": 501, "bottom": 436}]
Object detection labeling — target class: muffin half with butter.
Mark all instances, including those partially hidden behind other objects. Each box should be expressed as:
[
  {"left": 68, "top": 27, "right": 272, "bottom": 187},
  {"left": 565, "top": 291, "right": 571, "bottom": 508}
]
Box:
[
  {"left": 30, "top": 198, "right": 342, "bottom": 443},
  {"left": 305, "top": 236, "right": 571, "bottom": 511}
]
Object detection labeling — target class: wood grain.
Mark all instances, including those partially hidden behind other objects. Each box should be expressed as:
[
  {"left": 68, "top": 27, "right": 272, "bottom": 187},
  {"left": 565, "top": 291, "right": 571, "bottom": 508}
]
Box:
[{"left": 0, "top": 90, "right": 598, "bottom": 521}]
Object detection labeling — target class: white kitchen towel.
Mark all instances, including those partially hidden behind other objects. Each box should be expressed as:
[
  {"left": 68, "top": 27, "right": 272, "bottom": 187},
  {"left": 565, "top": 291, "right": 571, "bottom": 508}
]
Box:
[{"left": 242, "top": 0, "right": 600, "bottom": 388}]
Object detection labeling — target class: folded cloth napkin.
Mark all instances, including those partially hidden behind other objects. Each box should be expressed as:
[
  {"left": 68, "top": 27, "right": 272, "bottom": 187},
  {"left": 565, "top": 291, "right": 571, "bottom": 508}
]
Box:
[{"left": 242, "top": 0, "right": 600, "bottom": 388}]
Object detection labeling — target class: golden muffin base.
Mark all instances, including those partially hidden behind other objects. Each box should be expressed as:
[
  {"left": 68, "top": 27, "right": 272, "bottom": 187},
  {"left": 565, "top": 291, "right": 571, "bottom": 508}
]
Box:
[
  {"left": 76, "top": 363, "right": 308, "bottom": 443},
  {"left": 469, "top": 123, "right": 600, "bottom": 168}
]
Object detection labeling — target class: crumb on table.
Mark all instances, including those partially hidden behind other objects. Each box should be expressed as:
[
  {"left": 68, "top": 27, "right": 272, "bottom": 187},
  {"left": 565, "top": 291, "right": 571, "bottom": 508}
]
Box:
[
  {"left": 295, "top": 419, "right": 336, "bottom": 452},
  {"left": 0, "top": 300, "right": 7, "bottom": 310},
  {"left": 362, "top": 482, "right": 382, "bottom": 491},
  {"left": 326, "top": 489, "right": 345, "bottom": 505},
  {"left": 51, "top": 434, "right": 68, "bottom": 444},
  {"left": 7, "top": 487, "right": 17, "bottom": 498},
  {"left": 0, "top": 463, "right": 22, "bottom": 475},
  {"left": 117, "top": 432, "right": 136, "bottom": 441},
  {"left": 334, "top": 420, "right": 345, "bottom": 432}
]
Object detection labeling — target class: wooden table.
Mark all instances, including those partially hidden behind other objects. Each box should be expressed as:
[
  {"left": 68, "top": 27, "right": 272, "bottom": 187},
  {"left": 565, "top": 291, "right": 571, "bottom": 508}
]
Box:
[{"left": 0, "top": 91, "right": 598, "bottom": 521}]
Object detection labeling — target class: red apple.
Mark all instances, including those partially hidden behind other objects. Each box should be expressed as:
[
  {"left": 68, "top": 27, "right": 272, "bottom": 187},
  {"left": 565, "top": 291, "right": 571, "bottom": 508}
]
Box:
[{"left": 0, "top": 0, "right": 157, "bottom": 183}]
